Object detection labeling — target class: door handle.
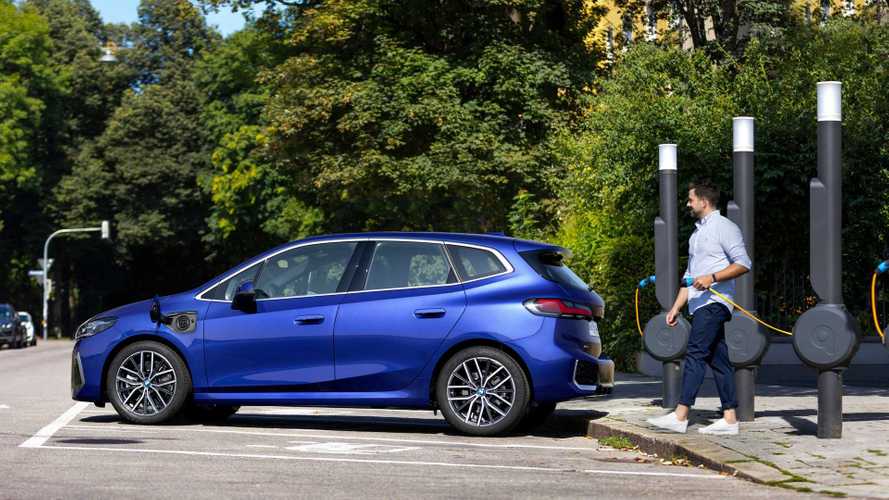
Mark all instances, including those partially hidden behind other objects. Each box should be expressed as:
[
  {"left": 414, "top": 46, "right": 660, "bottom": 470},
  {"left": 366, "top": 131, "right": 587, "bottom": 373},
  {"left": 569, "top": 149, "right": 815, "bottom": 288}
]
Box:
[
  {"left": 294, "top": 315, "right": 325, "bottom": 325},
  {"left": 414, "top": 308, "right": 446, "bottom": 319}
]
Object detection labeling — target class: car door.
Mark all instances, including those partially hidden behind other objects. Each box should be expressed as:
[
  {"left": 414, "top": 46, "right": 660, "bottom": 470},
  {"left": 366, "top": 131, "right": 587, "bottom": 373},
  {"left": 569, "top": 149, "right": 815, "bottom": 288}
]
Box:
[
  {"left": 333, "top": 240, "right": 466, "bottom": 392},
  {"left": 202, "top": 241, "right": 361, "bottom": 391}
]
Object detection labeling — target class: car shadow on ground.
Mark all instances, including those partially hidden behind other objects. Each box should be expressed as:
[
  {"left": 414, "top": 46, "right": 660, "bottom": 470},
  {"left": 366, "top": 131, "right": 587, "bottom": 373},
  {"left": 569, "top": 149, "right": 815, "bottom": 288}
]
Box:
[{"left": 78, "top": 408, "right": 605, "bottom": 440}]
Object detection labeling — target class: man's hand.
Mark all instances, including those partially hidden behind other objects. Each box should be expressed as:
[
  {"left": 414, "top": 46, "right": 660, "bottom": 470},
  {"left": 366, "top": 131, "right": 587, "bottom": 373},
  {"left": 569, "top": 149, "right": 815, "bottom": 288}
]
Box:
[
  {"left": 666, "top": 308, "right": 681, "bottom": 327},
  {"left": 692, "top": 274, "right": 714, "bottom": 290}
]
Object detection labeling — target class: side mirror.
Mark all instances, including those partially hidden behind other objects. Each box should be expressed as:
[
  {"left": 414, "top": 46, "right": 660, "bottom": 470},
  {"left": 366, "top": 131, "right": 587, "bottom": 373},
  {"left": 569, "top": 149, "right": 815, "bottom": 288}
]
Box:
[{"left": 232, "top": 280, "right": 257, "bottom": 313}]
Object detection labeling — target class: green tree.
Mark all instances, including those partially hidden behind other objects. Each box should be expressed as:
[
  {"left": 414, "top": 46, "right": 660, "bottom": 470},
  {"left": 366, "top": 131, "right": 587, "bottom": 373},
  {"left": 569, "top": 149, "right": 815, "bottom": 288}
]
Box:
[
  {"left": 53, "top": 0, "right": 220, "bottom": 309},
  {"left": 0, "top": 1, "right": 54, "bottom": 229},
  {"left": 0, "top": 1, "right": 58, "bottom": 316},
  {"left": 205, "top": 0, "right": 605, "bottom": 241}
]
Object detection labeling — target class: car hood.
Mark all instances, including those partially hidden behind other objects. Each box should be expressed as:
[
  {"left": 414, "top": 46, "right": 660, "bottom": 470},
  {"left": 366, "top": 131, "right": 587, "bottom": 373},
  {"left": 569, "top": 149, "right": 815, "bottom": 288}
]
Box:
[{"left": 88, "top": 290, "right": 202, "bottom": 323}]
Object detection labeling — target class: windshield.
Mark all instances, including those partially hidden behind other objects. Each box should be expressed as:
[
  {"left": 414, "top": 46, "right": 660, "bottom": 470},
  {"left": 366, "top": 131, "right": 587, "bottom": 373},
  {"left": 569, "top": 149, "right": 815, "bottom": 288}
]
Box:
[
  {"left": 0, "top": 307, "right": 12, "bottom": 320},
  {"left": 17, "top": 312, "right": 30, "bottom": 322}
]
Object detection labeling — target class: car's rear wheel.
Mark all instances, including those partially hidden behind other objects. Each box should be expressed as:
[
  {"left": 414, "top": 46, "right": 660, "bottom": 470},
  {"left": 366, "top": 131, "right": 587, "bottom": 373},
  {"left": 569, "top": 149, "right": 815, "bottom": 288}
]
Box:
[
  {"left": 436, "top": 346, "right": 530, "bottom": 436},
  {"left": 106, "top": 341, "right": 191, "bottom": 424}
]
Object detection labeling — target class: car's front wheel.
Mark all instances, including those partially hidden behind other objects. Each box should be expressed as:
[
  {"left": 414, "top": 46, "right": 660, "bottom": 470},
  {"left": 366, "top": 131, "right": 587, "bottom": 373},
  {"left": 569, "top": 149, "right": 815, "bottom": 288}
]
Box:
[
  {"left": 436, "top": 346, "right": 530, "bottom": 436},
  {"left": 106, "top": 341, "right": 191, "bottom": 424}
]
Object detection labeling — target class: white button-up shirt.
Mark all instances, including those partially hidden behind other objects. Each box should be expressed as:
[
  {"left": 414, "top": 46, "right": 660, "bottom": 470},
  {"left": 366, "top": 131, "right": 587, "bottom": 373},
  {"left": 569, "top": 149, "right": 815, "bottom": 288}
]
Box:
[{"left": 683, "top": 210, "right": 752, "bottom": 314}]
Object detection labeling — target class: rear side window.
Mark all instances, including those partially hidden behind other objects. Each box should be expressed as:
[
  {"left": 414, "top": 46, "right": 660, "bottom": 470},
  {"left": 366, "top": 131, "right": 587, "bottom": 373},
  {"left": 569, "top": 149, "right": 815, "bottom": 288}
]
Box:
[
  {"left": 447, "top": 245, "right": 507, "bottom": 281},
  {"left": 520, "top": 250, "right": 589, "bottom": 292},
  {"left": 365, "top": 241, "right": 456, "bottom": 290}
]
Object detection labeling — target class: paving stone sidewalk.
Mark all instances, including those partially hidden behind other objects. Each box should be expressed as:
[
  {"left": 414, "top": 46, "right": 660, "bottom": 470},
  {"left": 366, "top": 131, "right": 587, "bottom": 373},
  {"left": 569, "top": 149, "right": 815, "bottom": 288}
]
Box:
[{"left": 561, "top": 372, "right": 889, "bottom": 498}]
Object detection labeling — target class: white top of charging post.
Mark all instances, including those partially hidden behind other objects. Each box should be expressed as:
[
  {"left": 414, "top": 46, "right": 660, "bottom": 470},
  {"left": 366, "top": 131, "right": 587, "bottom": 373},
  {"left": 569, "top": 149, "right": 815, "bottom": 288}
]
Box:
[
  {"left": 658, "top": 144, "right": 677, "bottom": 171},
  {"left": 817, "top": 81, "right": 842, "bottom": 122},
  {"left": 732, "top": 117, "right": 754, "bottom": 152}
]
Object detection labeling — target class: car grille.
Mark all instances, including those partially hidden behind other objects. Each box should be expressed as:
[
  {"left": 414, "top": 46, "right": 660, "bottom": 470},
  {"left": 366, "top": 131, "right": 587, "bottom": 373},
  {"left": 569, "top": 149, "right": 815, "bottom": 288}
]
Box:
[{"left": 574, "top": 360, "right": 599, "bottom": 388}]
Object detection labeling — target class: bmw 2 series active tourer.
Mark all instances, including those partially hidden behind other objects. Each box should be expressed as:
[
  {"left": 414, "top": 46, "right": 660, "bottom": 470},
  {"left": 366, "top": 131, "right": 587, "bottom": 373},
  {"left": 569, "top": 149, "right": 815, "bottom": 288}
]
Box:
[{"left": 72, "top": 233, "right": 613, "bottom": 435}]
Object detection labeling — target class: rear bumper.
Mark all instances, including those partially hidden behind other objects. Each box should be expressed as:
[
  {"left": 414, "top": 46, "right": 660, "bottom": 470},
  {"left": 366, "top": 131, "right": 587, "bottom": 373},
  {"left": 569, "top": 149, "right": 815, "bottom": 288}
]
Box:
[{"left": 507, "top": 317, "right": 616, "bottom": 402}]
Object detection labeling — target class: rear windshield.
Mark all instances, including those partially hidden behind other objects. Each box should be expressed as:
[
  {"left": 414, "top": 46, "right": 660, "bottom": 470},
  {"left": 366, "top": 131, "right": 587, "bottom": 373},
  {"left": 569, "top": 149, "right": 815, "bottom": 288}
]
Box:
[{"left": 519, "top": 250, "right": 589, "bottom": 292}]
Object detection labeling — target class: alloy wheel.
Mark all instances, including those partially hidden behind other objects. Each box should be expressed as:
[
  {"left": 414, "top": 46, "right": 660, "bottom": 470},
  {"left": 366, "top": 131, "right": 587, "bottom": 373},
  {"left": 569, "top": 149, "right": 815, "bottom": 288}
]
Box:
[
  {"left": 446, "top": 356, "right": 515, "bottom": 427},
  {"left": 115, "top": 350, "right": 177, "bottom": 416}
]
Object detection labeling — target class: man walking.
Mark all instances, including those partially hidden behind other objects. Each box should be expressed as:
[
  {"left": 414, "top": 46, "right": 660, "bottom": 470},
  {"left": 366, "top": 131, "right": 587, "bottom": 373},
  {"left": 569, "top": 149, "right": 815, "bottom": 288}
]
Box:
[{"left": 647, "top": 180, "right": 752, "bottom": 435}]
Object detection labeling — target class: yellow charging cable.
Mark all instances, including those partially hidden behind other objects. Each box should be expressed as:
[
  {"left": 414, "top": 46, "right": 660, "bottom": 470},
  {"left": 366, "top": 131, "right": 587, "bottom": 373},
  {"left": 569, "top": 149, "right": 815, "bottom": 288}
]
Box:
[
  {"left": 636, "top": 275, "right": 793, "bottom": 337},
  {"left": 871, "top": 261, "right": 888, "bottom": 341},
  {"left": 704, "top": 286, "right": 793, "bottom": 336}
]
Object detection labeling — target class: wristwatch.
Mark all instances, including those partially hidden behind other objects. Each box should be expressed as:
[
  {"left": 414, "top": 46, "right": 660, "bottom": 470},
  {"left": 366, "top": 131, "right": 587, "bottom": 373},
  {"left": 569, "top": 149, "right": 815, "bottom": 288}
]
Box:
[{"left": 711, "top": 273, "right": 718, "bottom": 284}]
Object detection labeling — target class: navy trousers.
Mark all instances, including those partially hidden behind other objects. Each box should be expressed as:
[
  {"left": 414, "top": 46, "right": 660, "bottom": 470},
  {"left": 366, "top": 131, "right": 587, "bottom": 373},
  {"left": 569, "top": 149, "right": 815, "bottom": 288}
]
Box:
[{"left": 678, "top": 302, "right": 737, "bottom": 410}]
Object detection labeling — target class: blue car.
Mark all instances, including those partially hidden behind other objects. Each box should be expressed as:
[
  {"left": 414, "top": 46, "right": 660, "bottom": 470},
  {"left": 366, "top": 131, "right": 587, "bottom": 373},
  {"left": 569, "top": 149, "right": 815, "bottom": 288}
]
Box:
[{"left": 72, "top": 232, "right": 612, "bottom": 435}]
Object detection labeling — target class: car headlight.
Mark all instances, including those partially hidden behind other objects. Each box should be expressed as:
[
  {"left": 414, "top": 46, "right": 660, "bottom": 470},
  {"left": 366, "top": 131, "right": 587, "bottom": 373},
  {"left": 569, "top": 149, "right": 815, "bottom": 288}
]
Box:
[{"left": 75, "top": 317, "right": 117, "bottom": 340}]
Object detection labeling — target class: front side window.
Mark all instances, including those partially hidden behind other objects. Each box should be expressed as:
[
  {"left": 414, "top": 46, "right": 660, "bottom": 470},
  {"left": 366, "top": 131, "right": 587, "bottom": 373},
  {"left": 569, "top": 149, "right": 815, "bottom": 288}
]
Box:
[
  {"left": 365, "top": 242, "right": 455, "bottom": 290},
  {"left": 254, "top": 242, "right": 358, "bottom": 299},
  {"left": 447, "top": 245, "right": 507, "bottom": 281},
  {"left": 203, "top": 262, "right": 262, "bottom": 301}
]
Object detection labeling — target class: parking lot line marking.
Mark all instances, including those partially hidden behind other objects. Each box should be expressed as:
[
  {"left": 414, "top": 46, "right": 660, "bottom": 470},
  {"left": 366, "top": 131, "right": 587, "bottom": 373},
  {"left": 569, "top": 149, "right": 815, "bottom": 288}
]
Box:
[
  {"left": 29, "top": 444, "right": 726, "bottom": 479},
  {"left": 19, "top": 402, "right": 89, "bottom": 448},
  {"left": 61, "top": 424, "right": 596, "bottom": 451},
  {"left": 0, "top": 404, "right": 9, "bottom": 409}
]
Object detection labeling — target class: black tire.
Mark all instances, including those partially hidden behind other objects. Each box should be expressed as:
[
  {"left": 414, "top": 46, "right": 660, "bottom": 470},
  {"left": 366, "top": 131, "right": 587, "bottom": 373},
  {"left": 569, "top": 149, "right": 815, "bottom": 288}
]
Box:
[
  {"left": 184, "top": 402, "right": 239, "bottom": 422},
  {"left": 516, "top": 402, "right": 557, "bottom": 433},
  {"left": 30, "top": 336, "right": 37, "bottom": 347},
  {"left": 106, "top": 341, "right": 192, "bottom": 424},
  {"left": 436, "top": 346, "right": 530, "bottom": 436}
]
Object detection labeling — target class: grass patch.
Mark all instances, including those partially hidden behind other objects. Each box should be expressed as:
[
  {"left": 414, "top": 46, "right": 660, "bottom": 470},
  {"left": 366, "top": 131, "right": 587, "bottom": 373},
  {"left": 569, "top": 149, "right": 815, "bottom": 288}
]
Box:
[
  {"left": 819, "top": 490, "right": 847, "bottom": 498},
  {"left": 866, "top": 449, "right": 886, "bottom": 457},
  {"left": 598, "top": 435, "right": 635, "bottom": 450}
]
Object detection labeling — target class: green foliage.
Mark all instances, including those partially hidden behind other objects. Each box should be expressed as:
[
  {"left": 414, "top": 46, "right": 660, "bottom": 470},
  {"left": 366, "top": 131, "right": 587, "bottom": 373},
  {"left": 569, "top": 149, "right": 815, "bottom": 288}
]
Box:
[
  {"left": 557, "top": 20, "right": 889, "bottom": 367},
  {"left": 243, "top": 0, "right": 601, "bottom": 237},
  {"left": 0, "top": 1, "right": 54, "bottom": 226}
]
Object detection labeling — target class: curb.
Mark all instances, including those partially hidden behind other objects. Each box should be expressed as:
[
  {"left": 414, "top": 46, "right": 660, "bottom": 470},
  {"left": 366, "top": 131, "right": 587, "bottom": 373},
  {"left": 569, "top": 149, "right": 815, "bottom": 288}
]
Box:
[{"left": 586, "top": 417, "right": 794, "bottom": 485}]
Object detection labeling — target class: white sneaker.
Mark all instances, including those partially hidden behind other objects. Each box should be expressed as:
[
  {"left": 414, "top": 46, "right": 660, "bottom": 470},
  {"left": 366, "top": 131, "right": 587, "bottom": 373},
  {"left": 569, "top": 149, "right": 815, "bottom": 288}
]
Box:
[
  {"left": 697, "top": 418, "right": 739, "bottom": 435},
  {"left": 646, "top": 412, "right": 688, "bottom": 433}
]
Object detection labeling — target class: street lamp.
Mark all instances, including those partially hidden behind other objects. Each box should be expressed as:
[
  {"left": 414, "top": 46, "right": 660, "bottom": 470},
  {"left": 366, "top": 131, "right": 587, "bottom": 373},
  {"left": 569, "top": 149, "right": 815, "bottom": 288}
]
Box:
[
  {"left": 42, "top": 221, "right": 111, "bottom": 340},
  {"left": 99, "top": 40, "right": 118, "bottom": 63}
]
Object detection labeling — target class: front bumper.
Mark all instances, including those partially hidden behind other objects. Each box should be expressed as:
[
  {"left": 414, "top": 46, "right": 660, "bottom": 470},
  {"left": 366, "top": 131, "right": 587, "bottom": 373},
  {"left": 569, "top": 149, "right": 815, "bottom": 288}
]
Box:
[{"left": 71, "top": 350, "right": 85, "bottom": 398}]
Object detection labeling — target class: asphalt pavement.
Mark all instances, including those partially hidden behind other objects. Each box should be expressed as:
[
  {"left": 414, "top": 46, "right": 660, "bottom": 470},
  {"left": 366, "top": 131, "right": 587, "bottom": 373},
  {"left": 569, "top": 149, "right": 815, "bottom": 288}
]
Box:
[{"left": 0, "top": 341, "right": 821, "bottom": 499}]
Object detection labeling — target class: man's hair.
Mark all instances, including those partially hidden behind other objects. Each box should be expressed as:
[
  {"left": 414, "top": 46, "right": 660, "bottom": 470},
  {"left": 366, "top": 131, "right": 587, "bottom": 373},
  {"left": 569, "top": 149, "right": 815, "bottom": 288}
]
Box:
[{"left": 688, "top": 179, "right": 720, "bottom": 207}]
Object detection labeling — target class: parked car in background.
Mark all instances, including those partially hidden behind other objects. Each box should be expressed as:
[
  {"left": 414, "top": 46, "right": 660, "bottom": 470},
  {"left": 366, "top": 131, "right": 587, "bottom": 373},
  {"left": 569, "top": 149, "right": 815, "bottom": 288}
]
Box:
[
  {"left": 0, "top": 304, "right": 26, "bottom": 349},
  {"left": 72, "top": 232, "right": 613, "bottom": 435},
  {"left": 17, "top": 311, "right": 35, "bottom": 346}
]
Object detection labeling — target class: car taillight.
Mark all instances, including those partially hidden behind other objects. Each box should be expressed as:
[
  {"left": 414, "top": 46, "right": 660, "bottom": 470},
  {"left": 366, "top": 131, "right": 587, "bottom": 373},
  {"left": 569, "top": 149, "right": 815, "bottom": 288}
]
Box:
[{"left": 523, "top": 298, "right": 593, "bottom": 320}]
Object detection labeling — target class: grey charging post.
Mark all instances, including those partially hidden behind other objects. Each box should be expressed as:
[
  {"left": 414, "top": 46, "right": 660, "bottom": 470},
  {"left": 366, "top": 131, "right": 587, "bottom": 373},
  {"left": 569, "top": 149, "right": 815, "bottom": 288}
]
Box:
[
  {"left": 643, "top": 144, "right": 691, "bottom": 409},
  {"left": 725, "top": 117, "right": 768, "bottom": 422},
  {"left": 792, "top": 81, "right": 861, "bottom": 439}
]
